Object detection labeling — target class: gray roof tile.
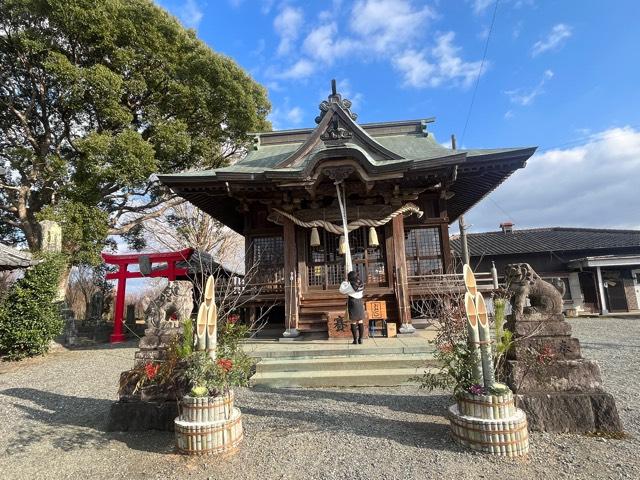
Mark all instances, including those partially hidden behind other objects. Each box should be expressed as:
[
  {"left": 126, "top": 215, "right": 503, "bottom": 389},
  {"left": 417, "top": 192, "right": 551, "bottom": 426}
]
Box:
[
  {"left": 0, "top": 244, "right": 37, "bottom": 271},
  {"left": 452, "top": 227, "right": 640, "bottom": 256}
]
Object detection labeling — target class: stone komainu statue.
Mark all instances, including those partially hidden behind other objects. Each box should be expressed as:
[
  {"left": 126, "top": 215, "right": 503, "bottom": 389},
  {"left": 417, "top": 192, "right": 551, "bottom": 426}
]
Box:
[
  {"left": 144, "top": 280, "right": 194, "bottom": 328},
  {"left": 505, "top": 263, "right": 565, "bottom": 317}
]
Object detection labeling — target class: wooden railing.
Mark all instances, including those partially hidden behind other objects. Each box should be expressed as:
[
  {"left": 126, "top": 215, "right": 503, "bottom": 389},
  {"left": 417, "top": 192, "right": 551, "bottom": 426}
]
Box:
[
  {"left": 215, "top": 277, "right": 285, "bottom": 297},
  {"left": 408, "top": 271, "right": 497, "bottom": 293}
]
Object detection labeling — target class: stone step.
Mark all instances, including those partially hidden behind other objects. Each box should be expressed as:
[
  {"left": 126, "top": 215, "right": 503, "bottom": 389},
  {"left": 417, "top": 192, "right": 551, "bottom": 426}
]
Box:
[
  {"left": 250, "top": 366, "right": 439, "bottom": 388},
  {"left": 246, "top": 344, "right": 432, "bottom": 360},
  {"left": 255, "top": 353, "right": 435, "bottom": 373}
]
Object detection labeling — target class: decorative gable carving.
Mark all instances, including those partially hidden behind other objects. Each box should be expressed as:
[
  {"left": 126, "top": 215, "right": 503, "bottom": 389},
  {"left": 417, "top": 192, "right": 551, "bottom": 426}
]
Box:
[{"left": 276, "top": 79, "right": 404, "bottom": 168}]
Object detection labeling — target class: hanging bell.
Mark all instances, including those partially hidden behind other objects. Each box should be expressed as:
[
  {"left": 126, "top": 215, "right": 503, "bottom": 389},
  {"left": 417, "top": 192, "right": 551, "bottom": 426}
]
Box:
[
  {"left": 368, "top": 226, "right": 379, "bottom": 247},
  {"left": 338, "top": 235, "right": 346, "bottom": 255},
  {"left": 310, "top": 227, "right": 320, "bottom": 247}
]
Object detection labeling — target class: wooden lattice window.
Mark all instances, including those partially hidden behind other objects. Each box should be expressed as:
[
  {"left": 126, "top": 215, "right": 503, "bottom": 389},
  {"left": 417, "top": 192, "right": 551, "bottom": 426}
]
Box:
[
  {"left": 404, "top": 227, "right": 443, "bottom": 276},
  {"left": 250, "top": 236, "right": 284, "bottom": 288},
  {"left": 307, "top": 227, "right": 387, "bottom": 289}
]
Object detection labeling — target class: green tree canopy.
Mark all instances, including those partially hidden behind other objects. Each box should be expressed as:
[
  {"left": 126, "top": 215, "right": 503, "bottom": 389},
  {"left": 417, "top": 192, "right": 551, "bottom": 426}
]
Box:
[{"left": 0, "top": 0, "right": 270, "bottom": 265}]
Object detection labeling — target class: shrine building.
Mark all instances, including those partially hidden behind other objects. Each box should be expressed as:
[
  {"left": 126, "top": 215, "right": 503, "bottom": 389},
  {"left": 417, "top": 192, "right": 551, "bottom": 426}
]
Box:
[{"left": 158, "top": 82, "right": 536, "bottom": 337}]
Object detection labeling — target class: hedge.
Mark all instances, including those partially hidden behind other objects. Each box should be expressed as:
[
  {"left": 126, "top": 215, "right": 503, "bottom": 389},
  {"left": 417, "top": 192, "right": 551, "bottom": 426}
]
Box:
[{"left": 0, "top": 254, "right": 67, "bottom": 360}]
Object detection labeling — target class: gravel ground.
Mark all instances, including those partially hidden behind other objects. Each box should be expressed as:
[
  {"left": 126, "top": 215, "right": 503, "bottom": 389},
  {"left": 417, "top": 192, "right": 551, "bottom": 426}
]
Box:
[{"left": 0, "top": 317, "right": 638, "bottom": 480}]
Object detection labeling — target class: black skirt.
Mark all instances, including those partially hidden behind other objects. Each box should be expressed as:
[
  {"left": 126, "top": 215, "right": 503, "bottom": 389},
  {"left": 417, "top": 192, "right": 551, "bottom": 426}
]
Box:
[{"left": 347, "top": 296, "right": 366, "bottom": 321}]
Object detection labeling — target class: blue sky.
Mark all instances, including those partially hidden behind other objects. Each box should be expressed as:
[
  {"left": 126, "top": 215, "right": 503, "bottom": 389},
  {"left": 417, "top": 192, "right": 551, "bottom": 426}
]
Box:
[{"left": 156, "top": 0, "right": 640, "bottom": 233}]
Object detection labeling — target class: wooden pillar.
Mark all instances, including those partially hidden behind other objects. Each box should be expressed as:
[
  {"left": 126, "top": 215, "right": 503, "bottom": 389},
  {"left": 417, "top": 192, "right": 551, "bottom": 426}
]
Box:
[
  {"left": 110, "top": 263, "right": 128, "bottom": 343},
  {"left": 438, "top": 196, "right": 453, "bottom": 273},
  {"left": 392, "top": 215, "right": 413, "bottom": 332},
  {"left": 282, "top": 218, "right": 299, "bottom": 334},
  {"left": 440, "top": 222, "right": 452, "bottom": 273}
]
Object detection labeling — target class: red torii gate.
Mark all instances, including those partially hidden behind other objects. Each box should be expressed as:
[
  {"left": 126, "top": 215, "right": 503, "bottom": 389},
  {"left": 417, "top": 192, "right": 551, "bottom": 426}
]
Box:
[{"left": 101, "top": 248, "right": 194, "bottom": 343}]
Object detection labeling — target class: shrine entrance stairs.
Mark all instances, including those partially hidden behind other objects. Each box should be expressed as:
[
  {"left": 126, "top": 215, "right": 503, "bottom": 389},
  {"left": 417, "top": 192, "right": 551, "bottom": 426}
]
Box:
[{"left": 245, "top": 333, "right": 438, "bottom": 388}]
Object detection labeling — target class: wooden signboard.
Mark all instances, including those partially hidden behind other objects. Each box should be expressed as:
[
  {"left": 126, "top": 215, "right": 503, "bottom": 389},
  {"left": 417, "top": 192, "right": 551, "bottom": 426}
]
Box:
[
  {"left": 386, "top": 322, "right": 397, "bottom": 338},
  {"left": 327, "top": 312, "right": 369, "bottom": 338},
  {"left": 365, "top": 301, "right": 387, "bottom": 320}
]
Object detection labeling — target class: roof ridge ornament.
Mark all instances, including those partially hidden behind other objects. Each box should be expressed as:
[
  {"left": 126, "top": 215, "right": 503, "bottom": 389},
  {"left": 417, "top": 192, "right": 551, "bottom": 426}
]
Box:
[{"left": 315, "top": 79, "right": 358, "bottom": 125}]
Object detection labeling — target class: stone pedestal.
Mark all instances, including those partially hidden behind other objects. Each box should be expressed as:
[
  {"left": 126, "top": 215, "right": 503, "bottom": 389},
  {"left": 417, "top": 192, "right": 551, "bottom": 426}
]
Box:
[
  {"left": 134, "top": 323, "right": 180, "bottom": 367},
  {"left": 505, "top": 312, "right": 622, "bottom": 433},
  {"left": 107, "top": 400, "right": 178, "bottom": 431},
  {"left": 108, "top": 321, "right": 185, "bottom": 431}
]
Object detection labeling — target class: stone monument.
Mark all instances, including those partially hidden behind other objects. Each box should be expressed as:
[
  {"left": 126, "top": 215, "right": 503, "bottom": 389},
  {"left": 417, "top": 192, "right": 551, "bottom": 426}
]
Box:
[
  {"left": 504, "top": 263, "right": 622, "bottom": 433},
  {"left": 39, "top": 220, "right": 62, "bottom": 253}
]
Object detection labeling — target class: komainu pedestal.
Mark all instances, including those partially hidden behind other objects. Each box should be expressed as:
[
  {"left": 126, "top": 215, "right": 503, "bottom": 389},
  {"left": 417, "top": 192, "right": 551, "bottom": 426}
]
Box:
[
  {"left": 107, "top": 281, "right": 194, "bottom": 432},
  {"left": 504, "top": 263, "right": 622, "bottom": 433}
]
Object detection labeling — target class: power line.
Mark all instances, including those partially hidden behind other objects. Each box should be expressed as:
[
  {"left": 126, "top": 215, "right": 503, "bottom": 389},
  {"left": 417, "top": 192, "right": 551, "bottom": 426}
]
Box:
[{"left": 460, "top": 0, "right": 500, "bottom": 146}]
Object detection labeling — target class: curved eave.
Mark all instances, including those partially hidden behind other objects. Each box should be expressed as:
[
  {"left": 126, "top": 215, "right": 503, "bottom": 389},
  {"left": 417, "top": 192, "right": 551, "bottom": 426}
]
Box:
[{"left": 446, "top": 147, "right": 537, "bottom": 223}]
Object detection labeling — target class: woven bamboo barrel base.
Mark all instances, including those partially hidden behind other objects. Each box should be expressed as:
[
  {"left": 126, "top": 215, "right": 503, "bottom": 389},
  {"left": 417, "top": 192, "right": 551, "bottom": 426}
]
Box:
[
  {"left": 175, "top": 407, "right": 243, "bottom": 456},
  {"left": 456, "top": 391, "right": 516, "bottom": 420},
  {"left": 448, "top": 405, "right": 529, "bottom": 457},
  {"left": 180, "top": 392, "right": 235, "bottom": 423}
]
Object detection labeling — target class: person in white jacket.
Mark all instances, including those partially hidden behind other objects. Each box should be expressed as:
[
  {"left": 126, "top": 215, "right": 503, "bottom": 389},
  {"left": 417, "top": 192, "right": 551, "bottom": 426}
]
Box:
[{"left": 339, "top": 270, "right": 366, "bottom": 344}]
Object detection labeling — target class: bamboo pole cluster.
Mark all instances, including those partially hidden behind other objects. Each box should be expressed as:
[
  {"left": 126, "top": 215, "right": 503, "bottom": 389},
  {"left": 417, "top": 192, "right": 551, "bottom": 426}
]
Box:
[
  {"left": 448, "top": 265, "right": 529, "bottom": 457},
  {"left": 196, "top": 275, "right": 218, "bottom": 361},
  {"left": 463, "top": 265, "right": 495, "bottom": 390}
]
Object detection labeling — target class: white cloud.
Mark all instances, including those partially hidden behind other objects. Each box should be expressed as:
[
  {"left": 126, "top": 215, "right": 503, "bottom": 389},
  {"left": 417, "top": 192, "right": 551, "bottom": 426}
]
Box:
[
  {"left": 465, "top": 127, "right": 640, "bottom": 232},
  {"left": 532, "top": 23, "right": 572, "bottom": 56},
  {"left": 277, "top": 58, "right": 316, "bottom": 80},
  {"left": 471, "top": 0, "right": 494, "bottom": 15},
  {"left": 161, "top": 0, "right": 203, "bottom": 29},
  {"left": 394, "top": 50, "right": 435, "bottom": 88},
  {"left": 269, "top": 105, "right": 306, "bottom": 129},
  {"left": 350, "top": 0, "right": 436, "bottom": 53},
  {"left": 505, "top": 69, "right": 553, "bottom": 106},
  {"left": 336, "top": 78, "right": 364, "bottom": 110},
  {"left": 302, "top": 23, "right": 358, "bottom": 64},
  {"left": 274, "top": 6, "right": 304, "bottom": 56},
  {"left": 504, "top": 110, "right": 514, "bottom": 119},
  {"left": 512, "top": 21, "right": 523, "bottom": 39},
  {"left": 267, "top": 0, "right": 480, "bottom": 88},
  {"left": 471, "top": 0, "right": 535, "bottom": 15},
  {"left": 286, "top": 107, "right": 304, "bottom": 125},
  {"left": 393, "top": 32, "right": 483, "bottom": 88}
]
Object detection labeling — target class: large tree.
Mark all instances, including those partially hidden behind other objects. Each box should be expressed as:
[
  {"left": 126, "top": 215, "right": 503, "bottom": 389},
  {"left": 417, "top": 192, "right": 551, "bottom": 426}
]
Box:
[{"left": 0, "top": 0, "right": 270, "bottom": 265}]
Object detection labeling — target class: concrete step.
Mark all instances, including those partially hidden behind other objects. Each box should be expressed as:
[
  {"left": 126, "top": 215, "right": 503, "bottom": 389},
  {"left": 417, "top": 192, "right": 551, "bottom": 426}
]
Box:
[
  {"left": 255, "top": 353, "right": 435, "bottom": 373},
  {"left": 247, "top": 344, "right": 432, "bottom": 360},
  {"left": 250, "top": 365, "right": 439, "bottom": 388}
]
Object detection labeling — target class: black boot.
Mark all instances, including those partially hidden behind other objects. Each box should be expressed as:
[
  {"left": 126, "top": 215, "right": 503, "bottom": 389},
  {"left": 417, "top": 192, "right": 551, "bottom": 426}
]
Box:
[
  {"left": 350, "top": 324, "right": 358, "bottom": 344},
  {"left": 357, "top": 323, "right": 364, "bottom": 344}
]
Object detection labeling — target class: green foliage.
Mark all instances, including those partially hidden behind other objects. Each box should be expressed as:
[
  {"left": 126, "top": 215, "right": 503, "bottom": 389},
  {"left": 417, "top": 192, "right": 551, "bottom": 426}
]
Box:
[
  {"left": 494, "top": 298, "right": 507, "bottom": 341},
  {"left": 418, "top": 341, "right": 477, "bottom": 395},
  {"left": 176, "top": 318, "right": 194, "bottom": 359},
  {"left": 492, "top": 298, "right": 514, "bottom": 382},
  {"left": 0, "top": 0, "right": 271, "bottom": 255},
  {"left": 38, "top": 202, "right": 110, "bottom": 266},
  {"left": 0, "top": 254, "right": 67, "bottom": 360},
  {"left": 182, "top": 320, "right": 253, "bottom": 396}
]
